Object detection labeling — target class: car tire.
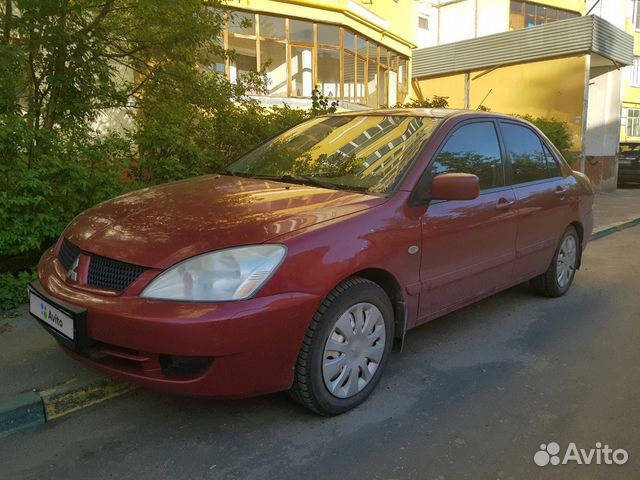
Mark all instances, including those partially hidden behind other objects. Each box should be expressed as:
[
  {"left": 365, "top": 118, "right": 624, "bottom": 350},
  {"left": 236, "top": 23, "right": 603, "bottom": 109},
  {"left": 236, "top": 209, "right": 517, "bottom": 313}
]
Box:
[
  {"left": 530, "top": 225, "right": 580, "bottom": 297},
  {"left": 289, "top": 277, "right": 394, "bottom": 416}
]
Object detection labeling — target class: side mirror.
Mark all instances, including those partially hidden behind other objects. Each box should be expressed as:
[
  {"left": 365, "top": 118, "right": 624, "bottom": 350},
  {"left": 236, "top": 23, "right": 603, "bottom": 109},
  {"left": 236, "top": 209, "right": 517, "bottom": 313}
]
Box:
[{"left": 430, "top": 173, "right": 480, "bottom": 201}]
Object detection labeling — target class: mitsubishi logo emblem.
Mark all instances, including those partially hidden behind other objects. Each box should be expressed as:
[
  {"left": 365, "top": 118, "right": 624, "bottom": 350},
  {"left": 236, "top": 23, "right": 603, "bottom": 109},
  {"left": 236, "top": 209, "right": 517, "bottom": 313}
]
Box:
[{"left": 68, "top": 256, "right": 80, "bottom": 282}]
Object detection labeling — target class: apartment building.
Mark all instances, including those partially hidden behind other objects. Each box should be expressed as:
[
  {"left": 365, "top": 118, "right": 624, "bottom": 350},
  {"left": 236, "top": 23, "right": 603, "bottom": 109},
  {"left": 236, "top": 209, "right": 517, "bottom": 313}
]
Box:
[
  {"left": 618, "top": 1, "right": 640, "bottom": 145},
  {"left": 218, "top": 0, "right": 420, "bottom": 109}
]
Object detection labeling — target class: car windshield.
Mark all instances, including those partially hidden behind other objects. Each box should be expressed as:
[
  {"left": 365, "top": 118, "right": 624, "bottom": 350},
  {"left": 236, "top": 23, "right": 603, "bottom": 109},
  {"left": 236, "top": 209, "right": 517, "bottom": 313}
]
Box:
[{"left": 223, "top": 115, "right": 441, "bottom": 194}]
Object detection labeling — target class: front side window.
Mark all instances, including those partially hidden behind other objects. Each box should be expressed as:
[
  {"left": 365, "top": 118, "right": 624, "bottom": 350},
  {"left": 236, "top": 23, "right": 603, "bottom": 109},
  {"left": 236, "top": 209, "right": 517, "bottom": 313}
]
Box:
[
  {"left": 501, "top": 123, "right": 548, "bottom": 184},
  {"left": 430, "top": 122, "right": 504, "bottom": 190},
  {"left": 225, "top": 116, "right": 442, "bottom": 194}
]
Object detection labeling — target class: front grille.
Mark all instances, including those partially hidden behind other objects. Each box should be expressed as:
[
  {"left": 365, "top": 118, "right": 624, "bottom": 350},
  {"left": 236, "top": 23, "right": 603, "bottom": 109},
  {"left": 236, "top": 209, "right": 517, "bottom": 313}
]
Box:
[
  {"left": 58, "top": 237, "right": 147, "bottom": 292},
  {"left": 58, "top": 239, "right": 80, "bottom": 271},
  {"left": 88, "top": 255, "right": 146, "bottom": 292}
]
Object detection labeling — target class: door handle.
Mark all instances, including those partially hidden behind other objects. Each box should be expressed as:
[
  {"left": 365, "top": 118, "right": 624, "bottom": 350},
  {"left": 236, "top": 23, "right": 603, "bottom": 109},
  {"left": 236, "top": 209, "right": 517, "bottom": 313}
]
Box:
[
  {"left": 496, "top": 198, "right": 515, "bottom": 210},
  {"left": 555, "top": 186, "right": 568, "bottom": 196}
]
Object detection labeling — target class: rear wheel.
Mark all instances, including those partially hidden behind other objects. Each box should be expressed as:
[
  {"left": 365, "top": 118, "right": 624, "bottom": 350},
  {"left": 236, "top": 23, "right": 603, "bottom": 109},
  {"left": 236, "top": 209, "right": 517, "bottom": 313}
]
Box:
[
  {"left": 289, "top": 277, "right": 394, "bottom": 415},
  {"left": 531, "top": 225, "right": 579, "bottom": 297}
]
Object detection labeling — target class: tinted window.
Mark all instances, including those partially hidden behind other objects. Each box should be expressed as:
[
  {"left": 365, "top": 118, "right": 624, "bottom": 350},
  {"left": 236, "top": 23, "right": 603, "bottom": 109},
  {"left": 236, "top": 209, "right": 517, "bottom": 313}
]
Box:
[
  {"left": 502, "top": 123, "right": 548, "bottom": 184},
  {"left": 543, "top": 144, "right": 562, "bottom": 177},
  {"left": 430, "top": 122, "right": 504, "bottom": 190}
]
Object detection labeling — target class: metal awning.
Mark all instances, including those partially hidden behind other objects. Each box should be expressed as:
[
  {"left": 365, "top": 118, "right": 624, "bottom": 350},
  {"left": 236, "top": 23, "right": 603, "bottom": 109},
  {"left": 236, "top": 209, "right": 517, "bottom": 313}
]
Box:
[{"left": 412, "top": 15, "right": 634, "bottom": 79}]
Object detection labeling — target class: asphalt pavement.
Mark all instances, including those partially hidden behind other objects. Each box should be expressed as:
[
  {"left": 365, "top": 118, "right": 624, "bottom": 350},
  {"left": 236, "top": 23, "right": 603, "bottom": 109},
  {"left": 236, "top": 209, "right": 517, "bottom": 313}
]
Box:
[{"left": 1, "top": 223, "right": 638, "bottom": 479}]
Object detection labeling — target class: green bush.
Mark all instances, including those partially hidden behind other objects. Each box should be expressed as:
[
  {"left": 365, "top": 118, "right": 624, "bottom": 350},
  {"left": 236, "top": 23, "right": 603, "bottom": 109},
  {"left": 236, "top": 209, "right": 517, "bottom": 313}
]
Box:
[
  {"left": 396, "top": 95, "right": 450, "bottom": 109},
  {"left": 517, "top": 115, "right": 573, "bottom": 155},
  {"left": 0, "top": 271, "right": 37, "bottom": 311},
  {"left": 0, "top": 129, "right": 137, "bottom": 257}
]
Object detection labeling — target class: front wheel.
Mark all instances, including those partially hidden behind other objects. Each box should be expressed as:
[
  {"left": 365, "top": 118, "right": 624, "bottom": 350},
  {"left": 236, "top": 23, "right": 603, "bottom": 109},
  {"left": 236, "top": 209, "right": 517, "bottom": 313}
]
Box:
[
  {"left": 531, "top": 225, "right": 580, "bottom": 297},
  {"left": 289, "top": 277, "right": 394, "bottom": 415}
]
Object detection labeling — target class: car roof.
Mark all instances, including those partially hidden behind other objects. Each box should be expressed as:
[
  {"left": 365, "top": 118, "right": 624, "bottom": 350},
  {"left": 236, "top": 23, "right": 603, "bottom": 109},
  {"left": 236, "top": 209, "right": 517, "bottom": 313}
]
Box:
[{"left": 331, "top": 108, "right": 517, "bottom": 121}]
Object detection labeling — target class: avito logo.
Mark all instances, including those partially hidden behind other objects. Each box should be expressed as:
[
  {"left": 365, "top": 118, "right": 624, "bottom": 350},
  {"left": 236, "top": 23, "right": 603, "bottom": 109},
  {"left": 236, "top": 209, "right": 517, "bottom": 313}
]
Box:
[
  {"left": 534, "top": 442, "right": 629, "bottom": 467},
  {"left": 41, "top": 303, "right": 63, "bottom": 328}
]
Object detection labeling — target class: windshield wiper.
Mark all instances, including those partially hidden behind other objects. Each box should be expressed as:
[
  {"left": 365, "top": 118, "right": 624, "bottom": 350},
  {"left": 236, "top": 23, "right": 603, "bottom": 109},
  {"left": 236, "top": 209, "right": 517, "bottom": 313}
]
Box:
[
  {"left": 242, "top": 174, "right": 336, "bottom": 190},
  {"left": 276, "top": 174, "right": 337, "bottom": 190},
  {"left": 219, "top": 172, "right": 371, "bottom": 193}
]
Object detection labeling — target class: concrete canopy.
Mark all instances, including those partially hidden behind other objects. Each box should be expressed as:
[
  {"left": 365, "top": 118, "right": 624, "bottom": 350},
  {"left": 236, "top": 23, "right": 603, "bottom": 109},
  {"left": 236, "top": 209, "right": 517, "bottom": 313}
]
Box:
[{"left": 412, "top": 15, "right": 633, "bottom": 80}]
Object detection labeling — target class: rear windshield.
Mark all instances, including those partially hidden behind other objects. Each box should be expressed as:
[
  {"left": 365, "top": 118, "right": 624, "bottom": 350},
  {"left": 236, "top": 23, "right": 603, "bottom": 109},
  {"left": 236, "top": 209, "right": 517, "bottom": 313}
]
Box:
[{"left": 224, "top": 115, "right": 441, "bottom": 194}]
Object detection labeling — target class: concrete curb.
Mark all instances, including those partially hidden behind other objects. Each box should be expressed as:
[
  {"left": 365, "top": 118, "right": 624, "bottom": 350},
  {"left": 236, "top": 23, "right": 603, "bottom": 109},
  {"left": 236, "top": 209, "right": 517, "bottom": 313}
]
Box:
[
  {"left": 0, "top": 377, "right": 135, "bottom": 439},
  {"left": 591, "top": 217, "right": 640, "bottom": 240}
]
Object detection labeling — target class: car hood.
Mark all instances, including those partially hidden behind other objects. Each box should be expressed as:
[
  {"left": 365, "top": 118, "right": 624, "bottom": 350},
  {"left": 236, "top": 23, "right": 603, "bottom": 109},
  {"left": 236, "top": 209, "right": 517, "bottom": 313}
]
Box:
[{"left": 63, "top": 175, "right": 385, "bottom": 269}]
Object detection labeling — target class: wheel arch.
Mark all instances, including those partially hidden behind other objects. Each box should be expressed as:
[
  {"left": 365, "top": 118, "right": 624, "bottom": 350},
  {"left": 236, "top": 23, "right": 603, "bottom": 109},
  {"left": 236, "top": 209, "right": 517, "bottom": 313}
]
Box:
[
  {"left": 347, "top": 268, "right": 408, "bottom": 350},
  {"left": 569, "top": 220, "right": 584, "bottom": 269}
]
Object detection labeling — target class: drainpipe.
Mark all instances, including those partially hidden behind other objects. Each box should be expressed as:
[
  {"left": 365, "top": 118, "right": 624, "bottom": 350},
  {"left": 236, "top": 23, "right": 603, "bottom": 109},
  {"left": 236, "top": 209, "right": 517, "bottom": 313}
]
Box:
[
  {"left": 474, "top": 0, "right": 478, "bottom": 38},
  {"left": 464, "top": 72, "right": 470, "bottom": 109},
  {"left": 580, "top": 54, "right": 591, "bottom": 174}
]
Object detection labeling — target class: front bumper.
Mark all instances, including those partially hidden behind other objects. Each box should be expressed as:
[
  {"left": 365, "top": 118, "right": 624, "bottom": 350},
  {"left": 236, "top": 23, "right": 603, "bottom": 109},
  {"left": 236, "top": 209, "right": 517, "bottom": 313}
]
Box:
[{"left": 35, "top": 248, "right": 322, "bottom": 398}]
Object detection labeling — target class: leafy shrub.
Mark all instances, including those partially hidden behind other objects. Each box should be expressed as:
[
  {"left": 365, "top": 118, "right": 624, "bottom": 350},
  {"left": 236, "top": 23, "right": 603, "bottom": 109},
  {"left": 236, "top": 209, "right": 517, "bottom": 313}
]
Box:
[
  {"left": 0, "top": 271, "right": 37, "bottom": 311},
  {"left": 0, "top": 129, "right": 137, "bottom": 257},
  {"left": 396, "top": 95, "right": 450, "bottom": 109},
  {"left": 516, "top": 115, "right": 573, "bottom": 155}
]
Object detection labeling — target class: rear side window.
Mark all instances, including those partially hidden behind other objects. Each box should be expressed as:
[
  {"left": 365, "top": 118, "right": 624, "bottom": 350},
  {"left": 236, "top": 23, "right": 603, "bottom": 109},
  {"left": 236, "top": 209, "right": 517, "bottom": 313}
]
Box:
[
  {"left": 501, "top": 123, "right": 561, "bottom": 184},
  {"left": 544, "top": 144, "right": 562, "bottom": 177},
  {"left": 430, "top": 122, "right": 504, "bottom": 190}
]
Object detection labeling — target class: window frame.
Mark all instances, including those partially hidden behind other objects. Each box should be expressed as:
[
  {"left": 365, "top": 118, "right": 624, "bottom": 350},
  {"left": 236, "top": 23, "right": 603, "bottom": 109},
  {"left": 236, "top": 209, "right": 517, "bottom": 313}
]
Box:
[
  {"left": 630, "top": 57, "right": 640, "bottom": 87},
  {"left": 634, "top": 0, "right": 640, "bottom": 31},
  {"left": 508, "top": 0, "right": 579, "bottom": 30},
  {"left": 410, "top": 118, "right": 510, "bottom": 206},
  {"left": 428, "top": 120, "right": 507, "bottom": 192},
  {"left": 626, "top": 108, "right": 640, "bottom": 137},
  {"left": 220, "top": 9, "right": 408, "bottom": 108},
  {"left": 498, "top": 120, "right": 563, "bottom": 186}
]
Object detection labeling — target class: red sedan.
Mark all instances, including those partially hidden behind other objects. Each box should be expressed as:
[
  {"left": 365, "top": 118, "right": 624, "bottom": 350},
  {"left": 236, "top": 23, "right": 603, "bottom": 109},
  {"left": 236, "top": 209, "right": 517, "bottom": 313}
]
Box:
[{"left": 30, "top": 109, "right": 594, "bottom": 415}]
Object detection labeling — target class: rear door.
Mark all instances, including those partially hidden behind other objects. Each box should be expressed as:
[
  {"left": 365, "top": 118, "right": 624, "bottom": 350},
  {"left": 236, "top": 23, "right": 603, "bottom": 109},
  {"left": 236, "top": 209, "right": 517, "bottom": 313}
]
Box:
[
  {"left": 418, "top": 120, "right": 518, "bottom": 322},
  {"left": 498, "top": 121, "right": 574, "bottom": 281}
]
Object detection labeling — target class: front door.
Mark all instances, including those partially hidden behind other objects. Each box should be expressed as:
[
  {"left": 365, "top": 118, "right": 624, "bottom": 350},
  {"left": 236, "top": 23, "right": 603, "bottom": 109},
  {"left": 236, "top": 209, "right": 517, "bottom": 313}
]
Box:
[{"left": 418, "top": 121, "right": 518, "bottom": 323}]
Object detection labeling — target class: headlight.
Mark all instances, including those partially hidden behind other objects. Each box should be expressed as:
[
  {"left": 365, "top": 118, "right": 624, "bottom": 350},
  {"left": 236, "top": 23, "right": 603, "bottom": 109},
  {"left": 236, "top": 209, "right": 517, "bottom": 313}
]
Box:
[{"left": 141, "top": 245, "right": 287, "bottom": 301}]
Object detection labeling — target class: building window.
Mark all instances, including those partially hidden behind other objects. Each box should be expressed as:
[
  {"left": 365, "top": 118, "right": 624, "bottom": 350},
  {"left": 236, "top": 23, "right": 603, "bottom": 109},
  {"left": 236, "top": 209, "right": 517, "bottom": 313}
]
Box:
[
  {"left": 291, "top": 46, "right": 313, "bottom": 97},
  {"left": 219, "top": 10, "right": 409, "bottom": 108},
  {"left": 398, "top": 57, "right": 408, "bottom": 104},
  {"left": 418, "top": 16, "right": 429, "bottom": 30},
  {"left": 634, "top": 0, "right": 640, "bottom": 30},
  {"left": 509, "top": 1, "right": 578, "bottom": 30},
  {"left": 228, "top": 36, "right": 257, "bottom": 83},
  {"left": 260, "top": 40, "right": 287, "bottom": 96},
  {"left": 631, "top": 57, "right": 640, "bottom": 87},
  {"left": 627, "top": 109, "right": 640, "bottom": 137}
]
